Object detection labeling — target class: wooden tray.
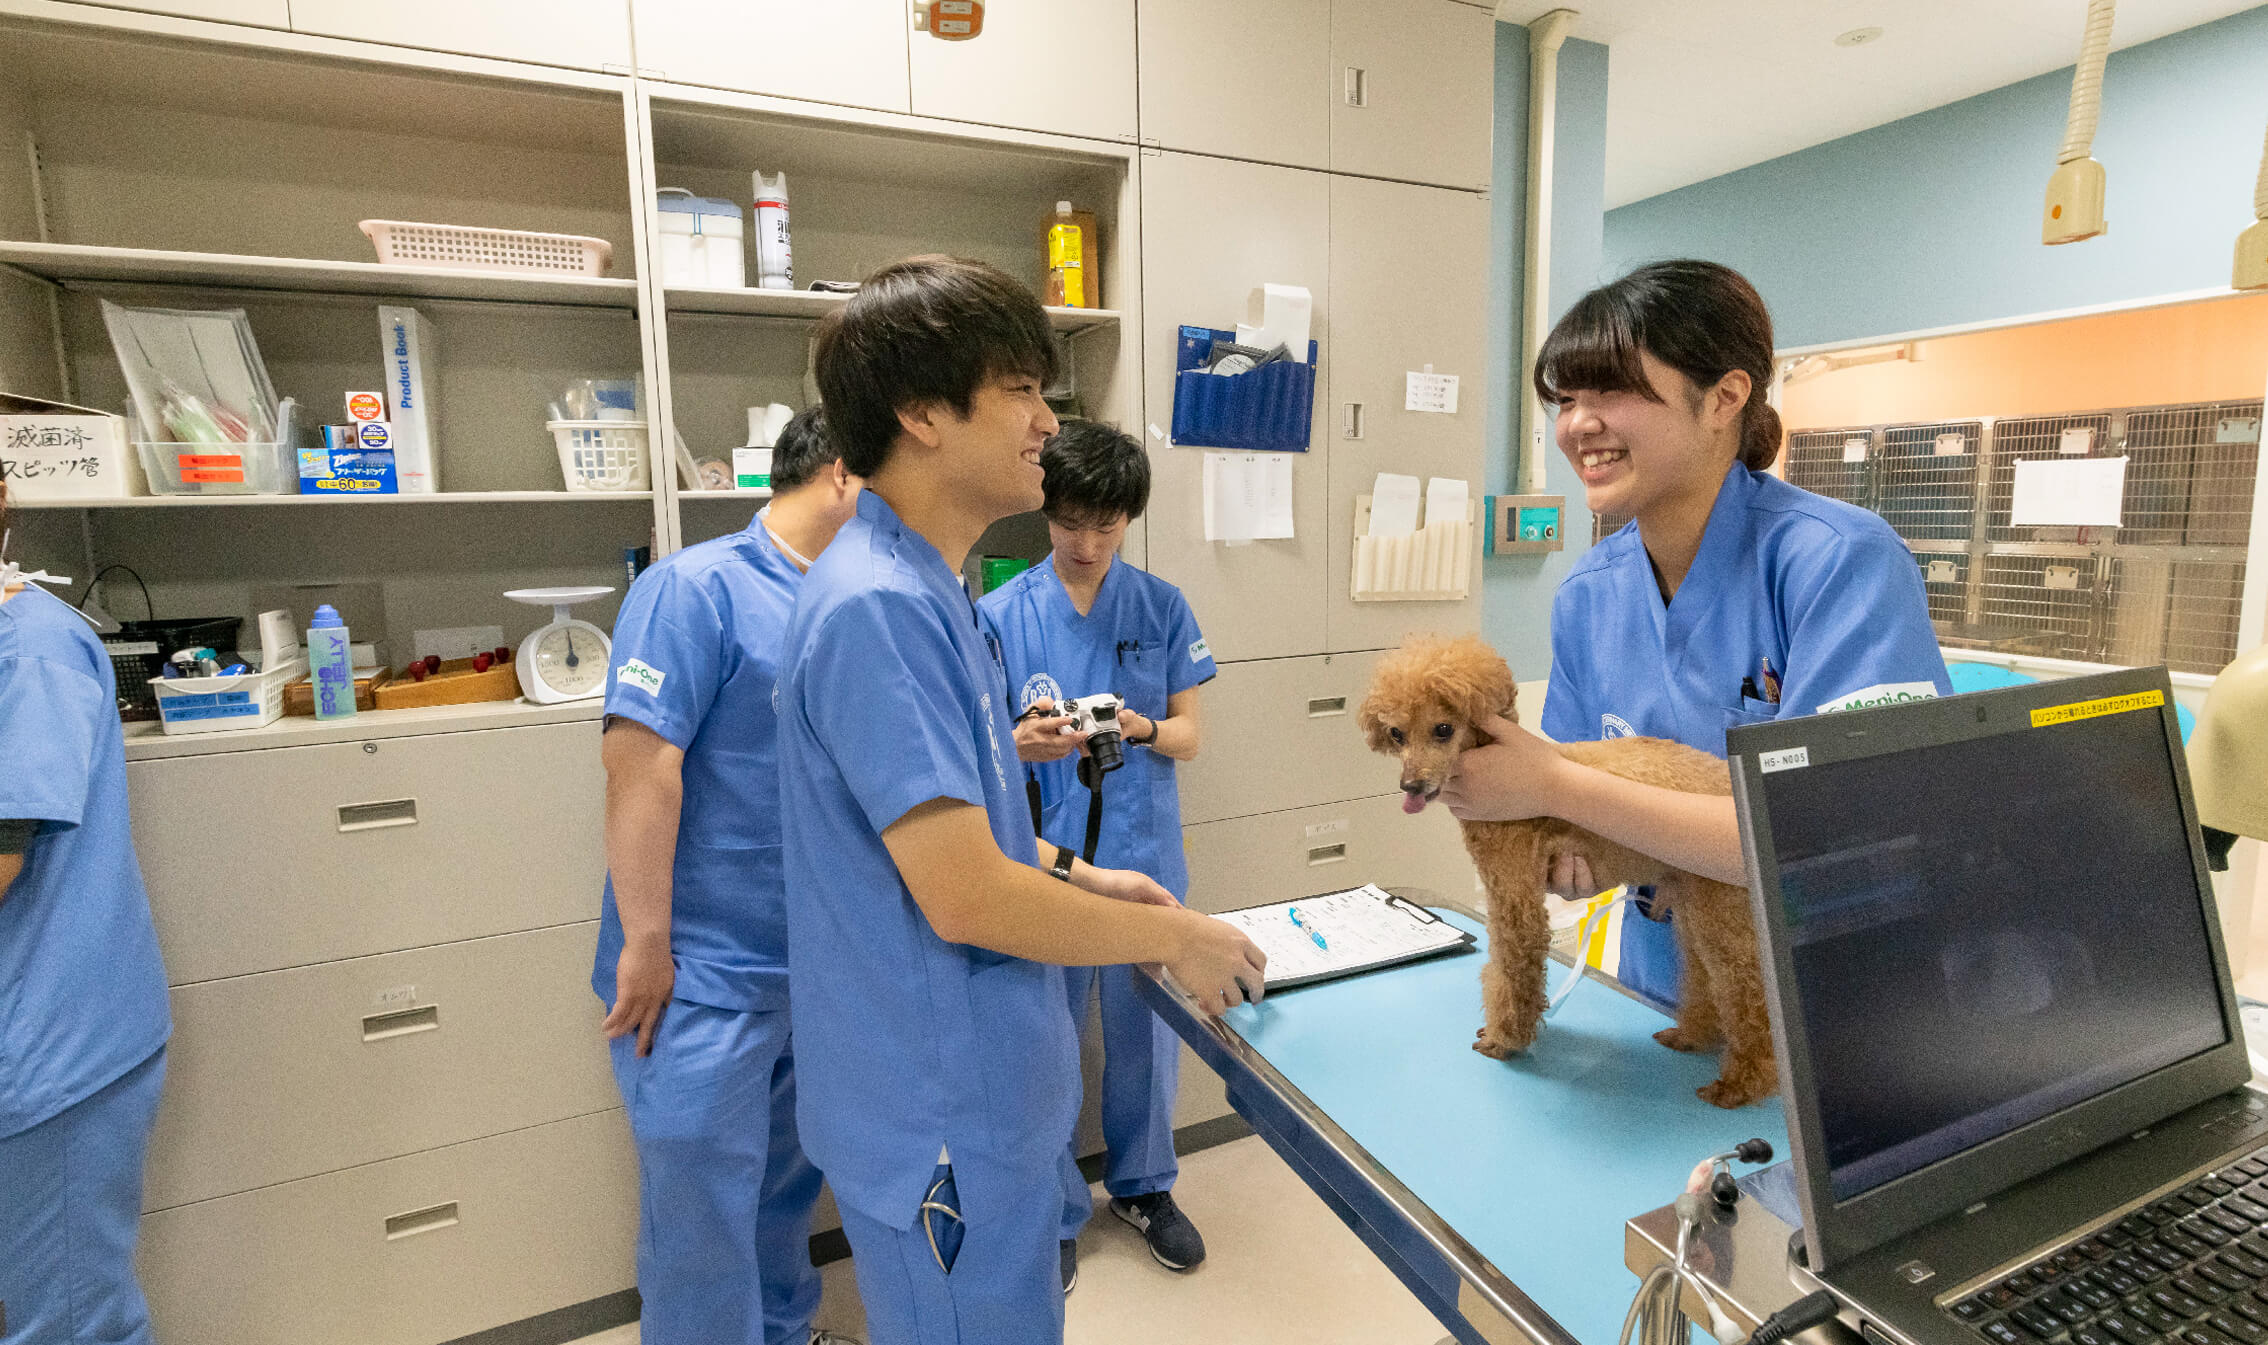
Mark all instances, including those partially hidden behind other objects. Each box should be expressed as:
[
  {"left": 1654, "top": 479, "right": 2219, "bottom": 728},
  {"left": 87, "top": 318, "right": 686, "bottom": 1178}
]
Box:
[
  {"left": 371, "top": 658, "right": 521, "bottom": 710},
  {"left": 284, "top": 667, "right": 393, "bottom": 716}
]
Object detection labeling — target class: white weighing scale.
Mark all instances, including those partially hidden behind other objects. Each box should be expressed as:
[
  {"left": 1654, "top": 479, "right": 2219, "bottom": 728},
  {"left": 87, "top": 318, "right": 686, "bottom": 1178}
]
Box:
[{"left": 504, "top": 586, "right": 614, "bottom": 704}]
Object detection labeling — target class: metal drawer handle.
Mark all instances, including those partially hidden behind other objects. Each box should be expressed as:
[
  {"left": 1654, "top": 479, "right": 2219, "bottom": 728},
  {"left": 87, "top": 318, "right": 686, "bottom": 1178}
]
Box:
[
  {"left": 1307, "top": 696, "right": 1347, "bottom": 717},
  {"left": 362, "top": 1005, "right": 440, "bottom": 1042},
  {"left": 338, "top": 799, "right": 417, "bottom": 832},
  {"left": 1344, "top": 66, "right": 1368, "bottom": 107},
  {"left": 1308, "top": 843, "right": 1348, "bottom": 866},
  {"left": 384, "top": 1202, "right": 459, "bottom": 1241}
]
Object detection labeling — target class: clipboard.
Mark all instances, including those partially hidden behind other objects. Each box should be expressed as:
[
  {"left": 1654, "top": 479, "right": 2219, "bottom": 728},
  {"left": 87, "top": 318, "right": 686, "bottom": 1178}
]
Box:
[{"left": 1216, "top": 883, "right": 1478, "bottom": 990}]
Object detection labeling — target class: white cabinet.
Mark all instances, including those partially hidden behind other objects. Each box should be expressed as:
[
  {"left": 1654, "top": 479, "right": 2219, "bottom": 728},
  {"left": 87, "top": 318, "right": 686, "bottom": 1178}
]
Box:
[
  {"left": 288, "top": 0, "right": 632, "bottom": 71},
  {"left": 910, "top": 0, "right": 1136, "bottom": 142},
  {"left": 1180, "top": 650, "right": 1392, "bottom": 825},
  {"left": 1330, "top": 0, "right": 1494, "bottom": 189},
  {"left": 1136, "top": 0, "right": 1330, "bottom": 170},
  {"left": 1325, "top": 176, "right": 1488, "bottom": 652},
  {"left": 1141, "top": 151, "right": 1331, "bottom": 663},
  {"left": 631, "top": 0, "right": 910, "bottom": 111},
  {"left": 1182, "top": 793, "right": 1476, "bottom": 915},
  {"left": 66, "top": 0, "right": 287, "bottom": 25}
]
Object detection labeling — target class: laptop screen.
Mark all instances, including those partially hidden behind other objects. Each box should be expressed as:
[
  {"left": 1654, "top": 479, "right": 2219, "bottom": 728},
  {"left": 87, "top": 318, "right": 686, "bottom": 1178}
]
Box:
[{"left": 1757, "top": 697, "right": 2229, "bottom": 1204}]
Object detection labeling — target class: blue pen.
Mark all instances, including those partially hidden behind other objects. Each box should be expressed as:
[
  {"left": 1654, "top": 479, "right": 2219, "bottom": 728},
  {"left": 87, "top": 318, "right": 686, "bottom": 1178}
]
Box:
[{"left": 1285, "top": 906, "right": 1328, "bottom": 951}]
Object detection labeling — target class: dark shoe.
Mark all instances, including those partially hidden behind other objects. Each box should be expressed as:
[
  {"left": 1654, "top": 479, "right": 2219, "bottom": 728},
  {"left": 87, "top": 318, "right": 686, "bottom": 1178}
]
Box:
[
  {"left": 1060, "top": 1237, "right": 1078, "bottom": 1294},
  {"left": 1111, "top": 1191, "right": 1206, "bottom": 1270}
]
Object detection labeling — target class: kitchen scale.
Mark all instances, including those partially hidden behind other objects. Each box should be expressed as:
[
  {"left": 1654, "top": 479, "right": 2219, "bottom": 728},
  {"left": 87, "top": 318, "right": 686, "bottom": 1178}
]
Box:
[{"left": 504, "top": 586, "right": 614, "bottom": 704}]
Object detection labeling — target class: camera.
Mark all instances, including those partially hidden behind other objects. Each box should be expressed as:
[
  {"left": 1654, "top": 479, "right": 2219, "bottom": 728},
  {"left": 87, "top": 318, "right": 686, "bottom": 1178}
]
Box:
[{"left": 1064, "top": 692, "right": 1126, "bottom": 781}]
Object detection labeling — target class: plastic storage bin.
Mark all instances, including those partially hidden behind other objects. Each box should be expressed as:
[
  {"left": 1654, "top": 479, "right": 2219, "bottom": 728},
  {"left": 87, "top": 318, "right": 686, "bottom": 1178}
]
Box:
[
  {"left": 1170, "top": 326, "right": 1319, "bottom": 452},
  {"left": 150, "top": 658, "right": 306, "bottom": 736},
  {"left": 548, "top": 421, "right": 651, "bottom": 492},
  {"left": 136, "top": 442, "right": 290, "bottom": 496},
  {"left": 359, "top": 220, "right": 613, "bottom": 277},
  {"left": 655, "top": 191, "right": 745, "bottom": 288},
  {"left": 105, "top": 617, "right": 244, "bottom": 722}
]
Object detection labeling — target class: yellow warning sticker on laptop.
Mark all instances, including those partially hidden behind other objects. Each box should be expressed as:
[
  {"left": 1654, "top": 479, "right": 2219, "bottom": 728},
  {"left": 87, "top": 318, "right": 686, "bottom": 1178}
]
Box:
[{"left": 2030, "top": 689, "right": 2164, "bottom": 728}]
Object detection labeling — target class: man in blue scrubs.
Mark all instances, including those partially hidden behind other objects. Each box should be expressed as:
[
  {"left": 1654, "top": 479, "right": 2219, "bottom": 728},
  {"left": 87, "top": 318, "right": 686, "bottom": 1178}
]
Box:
[
  {"left": 0, "top": 478, "right": 173, "bottom": 1345},
  {"left": 778, "top": 256, "right": 1267, "bottom": 1344},
  {"left": 595, "top": 408, "right": 864, "bottom": 1345},
  {"left": 979, "top": 420, "right": 1214, "bottom": 1286}
]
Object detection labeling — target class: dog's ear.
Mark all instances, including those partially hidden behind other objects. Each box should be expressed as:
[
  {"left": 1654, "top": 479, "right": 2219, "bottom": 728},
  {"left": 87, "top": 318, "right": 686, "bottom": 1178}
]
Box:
[
  {"left": 1355, "top": 686, "right": 1396, "bottom": 755},
  {"left": 1443, "top": 636, "right": 1517, "bottom": 730}
]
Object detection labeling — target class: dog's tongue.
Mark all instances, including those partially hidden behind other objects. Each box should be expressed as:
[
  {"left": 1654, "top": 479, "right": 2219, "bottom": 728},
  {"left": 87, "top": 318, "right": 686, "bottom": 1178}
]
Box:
[{"left": 1402, "top": 793, "right": 1427, "bottom": 815}]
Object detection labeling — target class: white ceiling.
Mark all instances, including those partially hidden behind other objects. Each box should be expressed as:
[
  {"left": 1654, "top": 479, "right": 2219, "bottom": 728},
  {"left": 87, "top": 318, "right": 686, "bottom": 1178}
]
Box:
[{"left": 1492, "top": 0, "right": 2264, "bottom": 208}]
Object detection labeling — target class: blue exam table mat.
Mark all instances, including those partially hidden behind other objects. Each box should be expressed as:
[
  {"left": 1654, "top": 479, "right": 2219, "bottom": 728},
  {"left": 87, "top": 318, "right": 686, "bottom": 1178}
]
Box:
[{"left": 1218, "top": 910, "right": 1790, "bottom": 1345}]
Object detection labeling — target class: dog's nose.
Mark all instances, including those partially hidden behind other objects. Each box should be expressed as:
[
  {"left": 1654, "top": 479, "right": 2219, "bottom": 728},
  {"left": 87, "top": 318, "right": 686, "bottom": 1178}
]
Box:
[{"left": 1400, "top": 779, "right": 1428, "bottom": 796}]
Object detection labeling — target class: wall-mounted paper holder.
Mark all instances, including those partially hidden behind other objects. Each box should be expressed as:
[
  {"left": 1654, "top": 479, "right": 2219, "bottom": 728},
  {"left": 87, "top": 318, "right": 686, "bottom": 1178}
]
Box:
[
  {"left": 1351, "top": 496, "right": 1475, "bottom": 602},
  {"left": 1170, "top": 325, "right": 1319, "bottom": 452}
]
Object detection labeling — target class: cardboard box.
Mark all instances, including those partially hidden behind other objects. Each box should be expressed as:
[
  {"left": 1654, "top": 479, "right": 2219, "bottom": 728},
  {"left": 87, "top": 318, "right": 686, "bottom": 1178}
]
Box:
[
  {"left": 0, "top": 394, "right": 143, "bottom": 500},
  {"left": 297, "top": 441, "right": 400, "bottom": 494}
]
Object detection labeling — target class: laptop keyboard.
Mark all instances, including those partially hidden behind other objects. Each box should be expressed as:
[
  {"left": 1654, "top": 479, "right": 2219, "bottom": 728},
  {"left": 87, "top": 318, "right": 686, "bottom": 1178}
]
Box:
[{"left": 1946, "top": 1151, "right": 2268, "bottom": 1345}]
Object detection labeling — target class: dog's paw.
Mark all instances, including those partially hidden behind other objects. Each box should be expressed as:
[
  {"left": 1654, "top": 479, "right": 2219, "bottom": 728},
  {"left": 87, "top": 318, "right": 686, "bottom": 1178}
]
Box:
[
  {"left": 1697, "top": 1077, "right": 1772, "bottom": 1109},
  {"left": 1653, "top": 1025, "right": 1718, "bottom": 1053},
  {"left": 1473, "top": 1024, "right": 1534, "bottom": 1059}
]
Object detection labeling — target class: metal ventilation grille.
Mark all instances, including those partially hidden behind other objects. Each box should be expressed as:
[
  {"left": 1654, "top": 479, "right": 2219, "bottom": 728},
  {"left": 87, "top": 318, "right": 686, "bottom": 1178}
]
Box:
[
  {"left": 1591, "top": 509, "right": 1632, "bottom": 546},
  {"left": 1786, "top": 398, "right": 2256, "bottom": 675}
]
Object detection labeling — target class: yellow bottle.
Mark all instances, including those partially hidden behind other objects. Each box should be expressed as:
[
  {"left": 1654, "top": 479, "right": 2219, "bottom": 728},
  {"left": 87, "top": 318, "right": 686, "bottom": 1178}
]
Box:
[{"left": 1046, "top": 200, "right": 1085, "bottom": 309}]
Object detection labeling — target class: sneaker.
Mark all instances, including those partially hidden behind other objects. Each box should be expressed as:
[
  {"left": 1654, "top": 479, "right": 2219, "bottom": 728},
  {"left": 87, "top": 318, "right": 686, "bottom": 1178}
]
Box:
[
  {"left": 810, "top": 1332, "right": 864, "bottom": 1345},
  {"left": 1060, "top": 1237, "right": 1079, "bottom": 1294},
  {"left": 1111, "top": 1191, "right": 1206, "bottom": 1271}
]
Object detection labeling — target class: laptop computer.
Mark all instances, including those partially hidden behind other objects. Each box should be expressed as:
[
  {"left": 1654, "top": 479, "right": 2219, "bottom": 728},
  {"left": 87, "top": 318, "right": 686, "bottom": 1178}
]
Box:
[{"left": 1727, "top": 665, "right": 2264, "bottom": 1345}]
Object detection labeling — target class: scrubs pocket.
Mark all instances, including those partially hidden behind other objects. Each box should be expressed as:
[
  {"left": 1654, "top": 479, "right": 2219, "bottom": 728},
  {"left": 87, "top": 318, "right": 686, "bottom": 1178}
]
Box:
[
  {"left": 920, "top": 1163, "right": 965, "bottom": 1274},
  {"left": 1723, "top": 698, "right": 1778, "bottom": 730},
  {"left": 1119, "top": 643, "right": 1168, "bottom": 719}
]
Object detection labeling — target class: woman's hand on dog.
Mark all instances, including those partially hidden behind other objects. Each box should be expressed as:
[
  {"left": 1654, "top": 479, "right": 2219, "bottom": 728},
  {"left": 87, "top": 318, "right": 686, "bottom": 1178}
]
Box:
[
  {"left": 1012, "top": 698, "right": 1086, "bottom": 762},
  {"left": 1439, "top": 713, "right": 1570, "bottom": 823}
]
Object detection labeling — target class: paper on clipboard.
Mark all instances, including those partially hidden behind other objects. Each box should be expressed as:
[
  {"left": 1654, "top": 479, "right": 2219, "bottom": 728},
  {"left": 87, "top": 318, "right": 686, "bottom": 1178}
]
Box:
[{"left": 1215, "top": 883, "right": 1475, "bottom": 989}]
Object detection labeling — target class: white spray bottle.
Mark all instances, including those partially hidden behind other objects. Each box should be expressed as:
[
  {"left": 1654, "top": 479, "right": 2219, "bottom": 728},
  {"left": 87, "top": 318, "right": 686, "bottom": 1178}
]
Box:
[{"left": 752, "top": 171, "right": 792, "bottom": 290}]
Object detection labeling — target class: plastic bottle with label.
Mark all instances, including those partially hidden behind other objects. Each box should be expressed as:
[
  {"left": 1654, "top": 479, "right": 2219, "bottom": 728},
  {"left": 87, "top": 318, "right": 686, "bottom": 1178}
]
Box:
[
  {"left": 752, "top": 172, "right": 793, "bottom": 290},
  {"left": 1045, "top": 201, "right": 1084, "bottom": 308},
  {"left": 308, "top": 604, "right": 358, "bottom": 721}
]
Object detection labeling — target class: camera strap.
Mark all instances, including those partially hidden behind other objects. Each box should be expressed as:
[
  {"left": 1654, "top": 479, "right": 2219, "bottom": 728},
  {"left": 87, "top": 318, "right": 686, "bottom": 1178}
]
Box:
[{"left": 1025, "top": 766, "right": 1106, "bottom": 867}]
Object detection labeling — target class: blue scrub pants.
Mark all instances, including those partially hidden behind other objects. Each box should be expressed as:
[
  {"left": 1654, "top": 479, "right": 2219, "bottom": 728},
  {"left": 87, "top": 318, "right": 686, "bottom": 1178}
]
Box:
[
  {"left": 1618, "top": 902, "right": 1683, "bottom": 1013},
  {"left": 1056, "top": 962, "right": 1179, "bottom": 1238},
  {"left": 838, "top": 1151, "right": 1066, "bottom": 1344},
  {"left": 610, "top": 1002, "right": 822, "bottom": 1345},
  {"left": 0, "top": 1047, "right": 165, "bottom": 1345}
]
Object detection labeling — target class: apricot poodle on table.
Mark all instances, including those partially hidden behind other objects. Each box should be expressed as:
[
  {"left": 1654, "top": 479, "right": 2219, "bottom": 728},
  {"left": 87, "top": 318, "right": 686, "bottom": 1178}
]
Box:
[{"left": 1357, "top": 635, "right": 1776, "bottom": 1109}]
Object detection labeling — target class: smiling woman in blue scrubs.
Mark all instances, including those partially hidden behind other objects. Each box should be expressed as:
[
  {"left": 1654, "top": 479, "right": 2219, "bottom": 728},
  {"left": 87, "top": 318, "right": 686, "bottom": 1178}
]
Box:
[
  {"left": 0, "top": 478, "right": 173, "bottom": 1343},
  {"left": 1442, "top": 261, "right": 1949, "bottom": 1008},
  {"left": 595, "top": 408, "right": 864, "bottom": 1345}
]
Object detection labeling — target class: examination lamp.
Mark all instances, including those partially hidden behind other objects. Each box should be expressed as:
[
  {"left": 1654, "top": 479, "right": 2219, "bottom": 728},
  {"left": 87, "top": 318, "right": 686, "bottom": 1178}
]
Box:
[
  {"left": 2191, "top": 643, "right": 2268, "bottom": 868},
  {"left": 2043, "top": 0, "right": 2115, "bottom": 245}
]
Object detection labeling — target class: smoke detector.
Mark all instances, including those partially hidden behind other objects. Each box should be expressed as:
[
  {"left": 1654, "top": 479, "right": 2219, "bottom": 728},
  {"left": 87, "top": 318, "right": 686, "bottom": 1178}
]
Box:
[{"left": 1835, "top": 27, "right": 1884, "bottom": 47}]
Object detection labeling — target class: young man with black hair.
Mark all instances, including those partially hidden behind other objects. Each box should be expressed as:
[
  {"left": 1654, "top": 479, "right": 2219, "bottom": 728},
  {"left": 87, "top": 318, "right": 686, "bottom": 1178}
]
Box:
[
  {"left": 777, "top": 256, "right": 1266, "bottom": 1342},
  {"left": 979, "top": 420, "right": 1215, "bottom": 1288},
  {"left": 595, "top": 405, "right": 864, "bottom": 1345}
]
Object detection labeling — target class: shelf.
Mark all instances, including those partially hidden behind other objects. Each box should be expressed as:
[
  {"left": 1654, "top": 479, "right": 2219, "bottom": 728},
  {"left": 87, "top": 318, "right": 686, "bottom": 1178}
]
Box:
[
  {"left": 0, "top": 241, "right": 640, "bottom": 310},
  {"left": 678, "top": 488, "right": 773, "bottom": 501},
  {"left": 11, "top": 491, "right": 654, "bottom": 509},
  {"left": 662, "top": 285, "right": 1118, "bottom": 334}
]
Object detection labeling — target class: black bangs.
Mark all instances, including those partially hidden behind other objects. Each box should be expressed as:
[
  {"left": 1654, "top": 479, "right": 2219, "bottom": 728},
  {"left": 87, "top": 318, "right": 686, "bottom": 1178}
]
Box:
[{"left": 1532, "top": 284, "right": 1659, "bottom": 408}]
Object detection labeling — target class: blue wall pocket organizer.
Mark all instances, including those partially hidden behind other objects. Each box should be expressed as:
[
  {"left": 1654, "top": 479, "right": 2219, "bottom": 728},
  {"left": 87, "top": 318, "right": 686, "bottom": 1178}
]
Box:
[{"left": 1170, "top": 325, "right": 1319, "bottom": 452}]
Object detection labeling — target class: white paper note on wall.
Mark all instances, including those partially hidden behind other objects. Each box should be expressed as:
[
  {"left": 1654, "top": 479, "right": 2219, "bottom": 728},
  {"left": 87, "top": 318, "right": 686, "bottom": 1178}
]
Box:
[
  {"left": 1934, "top": 432, "right": 1967, "bottom": 456},
  {"left": 2058, "top": 425, "right": 2095, "bottom": 456},
  {"left": 1368, "top": 473, "right": 1421, "bottom": 536},
  {"left": 1237, "top": 283, "right": 1312, "bottom": 358},
  {"left": 1405, "top": 370, "right": 1461, "bottom": 414},
  {"left": 1424, "top": 477, "right": 1469, "bottom": 530},
  {"left": 2010, "top": 456, "right": 2127, "bottom": 527},
  {"left": 1204, "top": 452, "right": 1295, "bottom": 542},
  {"left": 1843, "top": 437, "right": 1868, "bottom": 463}
]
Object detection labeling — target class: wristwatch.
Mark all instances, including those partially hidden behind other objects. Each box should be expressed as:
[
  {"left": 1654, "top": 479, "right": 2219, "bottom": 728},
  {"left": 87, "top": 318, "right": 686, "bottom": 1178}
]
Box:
[
  {"left": 1129, "top": 716, "right": 1160, "bottom": 747},
  {"left": 1051, "top": 845, "right": 1075, "bottom": 882}
]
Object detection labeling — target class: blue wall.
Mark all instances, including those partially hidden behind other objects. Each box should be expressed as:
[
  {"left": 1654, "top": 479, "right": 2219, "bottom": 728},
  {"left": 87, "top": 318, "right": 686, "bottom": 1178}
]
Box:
[
  {"left": 1603, "top": 6, "right": 2268, "bottom": 350},
  {"left": 1483, "top": 30, "right": 1611, "bottom": 677}
]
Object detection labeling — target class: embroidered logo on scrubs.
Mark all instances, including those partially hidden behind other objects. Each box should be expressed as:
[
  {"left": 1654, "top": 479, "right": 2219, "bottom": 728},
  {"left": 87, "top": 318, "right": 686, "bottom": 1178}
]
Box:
[
  {"left": 1601, "top": 713, "right": 1637, "bottom": 739},
  {"left": 1816, "top": 681, "right": 1939, "bottom": 715},
  {"left": 1019, "top": 672, "right": 1063, "bottom": 713},
  {"left": 1188, "top": 638, "right": 1211, "bottom": 664},
  {"left": 617, "top": 658, "right": 667, "bottom": 696}
]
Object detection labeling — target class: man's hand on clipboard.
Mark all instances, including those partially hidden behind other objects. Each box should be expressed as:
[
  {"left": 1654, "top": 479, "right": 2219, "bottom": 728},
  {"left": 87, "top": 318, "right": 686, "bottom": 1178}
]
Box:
[{"left": 1159, "top": 911, "right": 1269, "bottom": 1016}]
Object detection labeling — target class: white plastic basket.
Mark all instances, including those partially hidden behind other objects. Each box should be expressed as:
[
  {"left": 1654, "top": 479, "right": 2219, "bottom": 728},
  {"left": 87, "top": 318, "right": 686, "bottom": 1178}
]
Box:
[
  {"left": 151, "top": 658, "right": 305, "bottom": 736},
  {"left": 548, "top": 421, "right": 651, "bottom": 492},
  {"left": 359, "top": 220, "right": 614, "bottom": 277}
]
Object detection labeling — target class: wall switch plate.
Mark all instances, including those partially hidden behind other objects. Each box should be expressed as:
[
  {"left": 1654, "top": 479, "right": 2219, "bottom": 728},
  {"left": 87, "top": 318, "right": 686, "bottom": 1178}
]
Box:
[{"left": 1488, "top": 494, "right": 1565, "bottom": 554}]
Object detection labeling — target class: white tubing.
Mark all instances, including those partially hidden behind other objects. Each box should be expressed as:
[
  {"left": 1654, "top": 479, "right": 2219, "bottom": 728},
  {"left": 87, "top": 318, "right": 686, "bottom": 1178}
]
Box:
[
  {"left": 2058, "top": 0, "right": 2116, "bottom": 165},
  {"left": 1520, "top": 9, "right": 1577, "bottom": 495}
]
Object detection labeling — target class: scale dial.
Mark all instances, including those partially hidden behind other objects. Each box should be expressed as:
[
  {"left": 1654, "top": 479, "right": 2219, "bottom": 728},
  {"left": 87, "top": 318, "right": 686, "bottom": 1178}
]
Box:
[{"left": 527, "top": 620, "right": 610, "bottom": 700}]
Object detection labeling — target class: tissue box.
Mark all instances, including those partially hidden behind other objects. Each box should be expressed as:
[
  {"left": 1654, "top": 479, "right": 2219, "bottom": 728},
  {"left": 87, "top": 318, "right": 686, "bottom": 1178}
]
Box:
[
  {"left": 298, "top": 436, "right": 400, "bottom": 494},
  {"left": 0, "top": 395, "right": 142, "bottom": 500}
]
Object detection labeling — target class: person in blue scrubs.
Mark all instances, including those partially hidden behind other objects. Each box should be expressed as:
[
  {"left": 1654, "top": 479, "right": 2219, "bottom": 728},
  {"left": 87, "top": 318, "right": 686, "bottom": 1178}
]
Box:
[
  {"left": 595, "top": 408, "right": 865, "bottom": 1345},
  {"left": 778, "top": 256, "right": 1267, "bottom": 1345},
  {"left": 978, "top": 420, "right": 1214, "bottom": 1288},
  {"left": 0, "top": 477, "right": 173, "bottom": 1344},
  {"left": 1442, "top": 260, "right": 1950, "bottom": 1009}
]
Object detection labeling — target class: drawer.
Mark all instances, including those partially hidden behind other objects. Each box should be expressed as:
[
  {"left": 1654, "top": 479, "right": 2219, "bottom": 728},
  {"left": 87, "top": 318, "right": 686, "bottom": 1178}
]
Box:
[
  {"left": 129, "top": 721, "right": 605, "bottom": 983},
  {"left": 145, "top": 923, "right": 615, "bottom": 1211},
  {"left": 1183, "top": 793, "right": 1477, "bottom": 915},
  {"left": 140, "top": 1109, "right": 637, "bottom": 1345},
  {"left": 1179, "top": 651, "right": 1394, "bottom": 825}
]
